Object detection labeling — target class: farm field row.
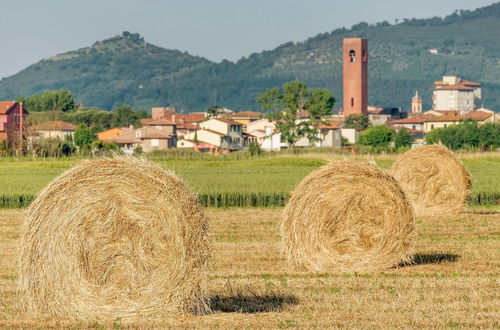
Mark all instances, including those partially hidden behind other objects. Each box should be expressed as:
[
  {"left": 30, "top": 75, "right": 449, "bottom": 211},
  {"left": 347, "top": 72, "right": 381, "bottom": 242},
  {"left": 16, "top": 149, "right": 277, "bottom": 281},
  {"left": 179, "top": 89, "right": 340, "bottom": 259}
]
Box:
[
  {"left": 0, "top": 153, "right": 498, "bottom": 196},
  {"left": 0, "top": 208, "right": 498, "bottom": 328}
]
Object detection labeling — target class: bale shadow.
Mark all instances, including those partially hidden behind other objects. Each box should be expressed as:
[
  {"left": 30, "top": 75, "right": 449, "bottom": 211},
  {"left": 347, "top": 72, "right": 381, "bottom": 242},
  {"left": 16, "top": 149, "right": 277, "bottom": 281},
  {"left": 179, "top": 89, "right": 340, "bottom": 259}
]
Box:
[
  {"left": 465, "top": 209, "right": 499, "bottom": 215},
  {"left": 399, "top": 253, "right": 460, "bottom": 267},
  {"left": 210, "top": 292, "right": 298, "bottom": 313}
]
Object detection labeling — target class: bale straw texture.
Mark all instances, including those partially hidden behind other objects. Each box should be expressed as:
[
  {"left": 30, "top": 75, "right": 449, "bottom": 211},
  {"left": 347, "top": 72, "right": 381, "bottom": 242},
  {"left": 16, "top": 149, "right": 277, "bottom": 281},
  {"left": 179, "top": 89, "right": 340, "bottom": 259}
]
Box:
[
  {"left": 18, "top": 157, "right": 210, "bottom": 320},
  {"left": 281, "top": 161, "right": 415, "bottom": 273},
  {"left": 390, "top": 145, "right": 471, "bottom": 217}
]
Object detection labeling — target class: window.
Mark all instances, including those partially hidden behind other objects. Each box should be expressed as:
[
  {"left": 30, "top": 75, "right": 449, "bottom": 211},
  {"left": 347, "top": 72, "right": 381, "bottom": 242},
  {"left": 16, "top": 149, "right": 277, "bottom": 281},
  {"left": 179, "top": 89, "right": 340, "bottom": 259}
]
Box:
[
  {"left": 151, "top": 139, "right": 159, "bottom": 147},
  {"left": 431, "top": 124, "right": 434, "bottom": 129},
  {"left": 135, "top": 130, "right": 141, "bottom": 138},
  {"left": 14, "top": 113, "right": 20, "bottom": 125},
  {"left": 351, "top": 98, "right": 354, "bottom": 107},
  {"left": 444, "top": 124, "right": 447, "bottom": 128},
  {"left": 362, "top": 50, "right": 367, "bottom": 62},
  {"left": 412, "top": 125, "right": 416, "bottom": 130},
  {"left": 349, "top": 50, "right": 356, "bottom": 62}
]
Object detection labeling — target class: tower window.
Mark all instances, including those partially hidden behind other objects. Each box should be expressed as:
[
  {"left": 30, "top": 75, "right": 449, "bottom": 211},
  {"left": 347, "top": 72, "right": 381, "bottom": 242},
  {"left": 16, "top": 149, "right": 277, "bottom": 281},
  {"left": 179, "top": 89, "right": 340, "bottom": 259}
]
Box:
[
  {"left": 349, "top": 50, "right": 356, "bottom": 62},
  {"left": 362, "top": 50, "right": 367, "bottom": 62},
  {"left": 351, "top": 98, "right": 354, "bottom": 107}
]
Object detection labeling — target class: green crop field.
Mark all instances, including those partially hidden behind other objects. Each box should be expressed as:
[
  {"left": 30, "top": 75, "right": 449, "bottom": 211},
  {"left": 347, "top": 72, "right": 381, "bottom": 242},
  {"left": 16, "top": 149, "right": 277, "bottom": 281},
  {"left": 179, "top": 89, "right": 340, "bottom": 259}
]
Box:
[{"left": 0, "top": 153, "right": 498, "bottom": 207}]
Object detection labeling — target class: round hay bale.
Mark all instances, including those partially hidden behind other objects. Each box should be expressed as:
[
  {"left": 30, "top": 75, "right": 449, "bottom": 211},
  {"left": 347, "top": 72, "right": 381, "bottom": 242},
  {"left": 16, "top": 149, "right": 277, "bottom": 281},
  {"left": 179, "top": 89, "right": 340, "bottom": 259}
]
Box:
[
  {"left": 390, "top": 145, "right": 471, "bottom": 217},
  {"left": 18, "top": 157, "right": 210, "bottom": 320},
  {"left": 281, "top": 161, "right": 415, "bottom": 273}
]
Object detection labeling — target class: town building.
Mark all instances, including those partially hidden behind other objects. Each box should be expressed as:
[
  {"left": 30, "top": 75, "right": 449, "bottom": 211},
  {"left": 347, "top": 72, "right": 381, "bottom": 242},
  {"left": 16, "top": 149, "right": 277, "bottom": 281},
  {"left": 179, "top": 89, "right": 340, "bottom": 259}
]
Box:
[
  {"left": 432, "top": 76, "right": 481, "bottom": 112},
  {"left": 0, "top": 101, "right": 28, "bottom": 149},
  {"left": 367, "top": 106, "right": 407, "bottom": 125},
  {"left": 340, "top": 128, "right": 360, "bottom": 145},
  {"left": 97, "top": 127, "right": 133, "bottom": 141},
  {"left": 182, "top": 118, "right": 245, "bottom": 151},
  {"left": 151, "top": 107, "right": 176, "bottom": 119},
  {"left": 140, "top": 118, "right": 176, "bottom": 136},
  {"left": 107, "top": 126, "right": 176, "bottom": 153},
  {"left": 29, "top": 121, "right": 76, "bottom": 140},
  {"left": 224, "top": 111, "right": 261, "bottom": 125},
  {"left": 387, "top": 107, "right": 498, "bottom": 134},
  {"left": 411, "top": 91, "right": 423, "bottom": 114},
  {"left": 343, "top": 38, "right": 368, "bottom": 116}
]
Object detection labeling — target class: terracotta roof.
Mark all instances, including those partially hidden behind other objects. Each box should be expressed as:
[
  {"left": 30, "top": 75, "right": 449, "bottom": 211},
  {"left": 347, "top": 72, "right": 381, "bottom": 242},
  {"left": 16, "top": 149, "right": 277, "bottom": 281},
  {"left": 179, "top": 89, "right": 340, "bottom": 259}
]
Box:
[
  {"left": 386, "top": 116, "right": 426, "bottom": 125},
  {"left": 421, "top": 111, "right": 491, "bottom": 122},
  {"left": 212, "top": 118, "right": 243, "bottom": 125},
  {"left": 108, "top": 127, "right": 172, "bottom": 143},
  {"left": 368, "top": 109, "right": 386, "bottom": 115},
  {"left": 140, "top": 118, "right": 176, "bottom": 126},
  {"left": 0, "top": 101, "right": 17, "bottom": 114},
  {"left": 198, "top": 128, "right": 226, "bottom": 136},
  {"left": 30, "top": 121, "right": 76, "bottom": 131},
  {"left": 423, "top": 115, "right": 461, "bottom": 122},
  {"left": 297, "top": 110, "right": 309, "bottom": 118},
  {"left": 460, "top": 79, "right": 481, "bottom": 87},
  {"left": 430, "top": 110, "right": 462, "bottom": 116},
  {"left": 435, "top": 84, "right": 473, "bottom": 91},
  {"left": 141, "top": 132, "right": 173, "bottom": 139},
  {"left": 108, "top": 134, "right": 141, "bottom": 144},
  {"left": 163, "top": 113, "right": 205, "bottom": 123},
  {"left": 227, "top": 111, "right": 261, "bottom": 119},
  {"left": 176, "top": 123, "right": 198, "bottom": 130},
  {"left": 97, "top": 127, "right": 132, "bottom": 135},
  {"left": 318, "top": 120, "right": 344, "bottom": 129},
  {"left": 461, "top": 111, "right": 492, "bottom": 121}
]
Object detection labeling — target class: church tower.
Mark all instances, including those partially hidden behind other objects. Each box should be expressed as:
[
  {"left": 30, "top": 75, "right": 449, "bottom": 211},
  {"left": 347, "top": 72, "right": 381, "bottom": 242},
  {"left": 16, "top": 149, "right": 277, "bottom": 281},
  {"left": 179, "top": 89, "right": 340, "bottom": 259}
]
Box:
[
  {"left": 411, "top": 90, "right": 422, "bottom": 114},
  {"left": 343, "top": 38, "right": 368, "bottom": 116}
]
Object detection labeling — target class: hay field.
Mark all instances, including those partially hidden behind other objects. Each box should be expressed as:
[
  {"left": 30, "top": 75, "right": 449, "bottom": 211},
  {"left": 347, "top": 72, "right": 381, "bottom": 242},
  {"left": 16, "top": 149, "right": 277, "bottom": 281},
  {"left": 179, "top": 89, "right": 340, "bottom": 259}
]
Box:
[{"left": 1, "top": 208, "right": 498, "bottom": 328}]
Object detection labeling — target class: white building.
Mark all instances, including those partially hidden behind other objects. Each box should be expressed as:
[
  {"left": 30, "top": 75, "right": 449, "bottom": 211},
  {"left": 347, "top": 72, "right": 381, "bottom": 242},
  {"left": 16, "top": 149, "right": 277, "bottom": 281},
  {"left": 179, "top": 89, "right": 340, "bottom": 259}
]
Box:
[
  {"left": 432, "top": 75, "right": 481, "bottom": 113},
  {"left": 340, "top": 128, "right": 359, "bottom": 144},
  {"left": 182, "top": 118, "right": 244, "bottom": 150}
]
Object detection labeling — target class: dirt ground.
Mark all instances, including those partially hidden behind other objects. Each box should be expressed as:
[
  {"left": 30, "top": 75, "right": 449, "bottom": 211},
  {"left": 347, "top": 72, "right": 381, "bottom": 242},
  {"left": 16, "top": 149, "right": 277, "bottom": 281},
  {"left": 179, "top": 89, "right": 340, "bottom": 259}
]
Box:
[{"left": 0, "top": 208, "right": 498, "bottom": 328}]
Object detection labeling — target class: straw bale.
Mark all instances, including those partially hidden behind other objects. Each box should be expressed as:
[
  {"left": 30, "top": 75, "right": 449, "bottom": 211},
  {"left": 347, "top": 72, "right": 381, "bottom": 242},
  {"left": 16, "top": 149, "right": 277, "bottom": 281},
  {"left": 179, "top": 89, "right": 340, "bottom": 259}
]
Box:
[
  {"left": 281, "top": 161, "right": 415, "bottom": 273},
  {"left": 18, "top": 157, "right": 210, "bottom": 320},
  {"left": 390, "top": 145, "right": 471, "bottom": 217}
]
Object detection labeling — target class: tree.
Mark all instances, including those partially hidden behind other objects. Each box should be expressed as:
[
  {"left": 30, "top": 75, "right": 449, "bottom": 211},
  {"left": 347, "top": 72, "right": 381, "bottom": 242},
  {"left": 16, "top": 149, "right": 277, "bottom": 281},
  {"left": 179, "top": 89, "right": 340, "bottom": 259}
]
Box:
[
  {"left": 256, "top": 80, "right": 335, "bottom": 148},
  {"left": 358, "top": 125, "right": 394, "bottom": 147},
  {"left": 394, "top": 128, "right": 412, "bottom": 148},
  {"left": 478, "top": 122, "right": 500, "bottom": 151},
  {"left": 112, "top": 105, "right": 145, "bottom": 127},
  {"left": 425, "top": 127, "right": 443, "bottom": 145},
  {"left": 74, "top": 124, "right": 96, "bottom": 150},
  {"left": 16, "top": 89, "right": 75, "bottom": 112},
  {"left": 249, "top": 142, "right": 262, "bottom": 156},
  {"left": 206, "top": 105, "right": 223, "bottom": 118},
  {"left": 343, "top": 114, "right": 371, "bottom": 131}
]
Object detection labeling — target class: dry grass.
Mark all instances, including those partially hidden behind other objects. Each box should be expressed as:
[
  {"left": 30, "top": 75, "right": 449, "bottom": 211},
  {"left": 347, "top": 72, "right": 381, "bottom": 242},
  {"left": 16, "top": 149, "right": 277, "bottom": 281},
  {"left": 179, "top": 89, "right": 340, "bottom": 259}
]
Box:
[
  {"left": 18, "top": 157, "right": 210, "bottom": 321},
  {"left": 1, "top": 207, "right": 499, "bottom": 328},
  {"left": 390, "top": 145, "right": 472, "bottom": 217},
  {"left": 282, "top": 161, "right": 415, "bottom": 273}
]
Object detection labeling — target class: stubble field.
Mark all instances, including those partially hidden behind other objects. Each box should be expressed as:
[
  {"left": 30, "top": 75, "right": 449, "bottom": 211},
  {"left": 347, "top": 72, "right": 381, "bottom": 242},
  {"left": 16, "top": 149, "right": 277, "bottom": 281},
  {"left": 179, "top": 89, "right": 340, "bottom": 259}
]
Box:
[{"left": 0, "top": 207, "right": 498, "bottom": 328}]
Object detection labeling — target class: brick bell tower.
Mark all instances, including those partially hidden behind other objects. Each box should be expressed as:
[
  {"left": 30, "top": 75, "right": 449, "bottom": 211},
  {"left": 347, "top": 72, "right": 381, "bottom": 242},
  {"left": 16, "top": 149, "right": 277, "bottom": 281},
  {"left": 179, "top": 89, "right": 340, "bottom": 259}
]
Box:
[{"left": 342, "top": 38, "right": 368, "bottom": 116}]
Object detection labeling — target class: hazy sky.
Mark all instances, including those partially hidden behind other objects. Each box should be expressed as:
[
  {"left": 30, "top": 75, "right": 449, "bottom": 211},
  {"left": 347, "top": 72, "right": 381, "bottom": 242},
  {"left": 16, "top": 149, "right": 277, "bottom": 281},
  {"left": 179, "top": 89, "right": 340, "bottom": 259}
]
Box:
[{"left": 0, "top": 0, "right": 496, "bottom": 79}]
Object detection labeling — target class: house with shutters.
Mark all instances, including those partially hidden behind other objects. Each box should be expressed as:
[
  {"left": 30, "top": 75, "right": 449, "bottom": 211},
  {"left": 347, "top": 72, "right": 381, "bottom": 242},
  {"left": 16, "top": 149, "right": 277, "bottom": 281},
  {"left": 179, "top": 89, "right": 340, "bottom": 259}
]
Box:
[
  {"left": 181, "top": 118, "right": 244, "bottom": 151},
  {"left": 0, "top": 101, "right": 28, "bottom": 148}
]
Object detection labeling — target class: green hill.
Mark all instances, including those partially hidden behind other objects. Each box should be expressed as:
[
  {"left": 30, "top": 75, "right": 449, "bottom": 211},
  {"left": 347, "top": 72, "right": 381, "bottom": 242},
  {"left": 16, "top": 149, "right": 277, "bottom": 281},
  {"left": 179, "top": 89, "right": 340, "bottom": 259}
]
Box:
[{"left": 0, "top": 3, "right": 499, "bottom": 112}]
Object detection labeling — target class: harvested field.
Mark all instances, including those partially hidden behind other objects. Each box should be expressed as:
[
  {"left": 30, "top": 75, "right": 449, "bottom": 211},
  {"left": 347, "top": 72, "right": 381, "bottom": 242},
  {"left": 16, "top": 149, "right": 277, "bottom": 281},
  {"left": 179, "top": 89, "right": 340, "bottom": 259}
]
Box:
[{"left": 1, "top": 208, "right": 498, "bottom": 328}]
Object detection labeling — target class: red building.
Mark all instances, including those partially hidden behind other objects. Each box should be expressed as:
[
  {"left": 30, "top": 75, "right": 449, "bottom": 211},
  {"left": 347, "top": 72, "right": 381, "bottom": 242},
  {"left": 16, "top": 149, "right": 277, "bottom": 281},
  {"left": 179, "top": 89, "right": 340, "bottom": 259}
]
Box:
[
  {"left": 0, "top": 101, "right": 29, "bottom": 149},
  {"left": 342, "top": 38, "right": 368, "bottom": 116}
]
